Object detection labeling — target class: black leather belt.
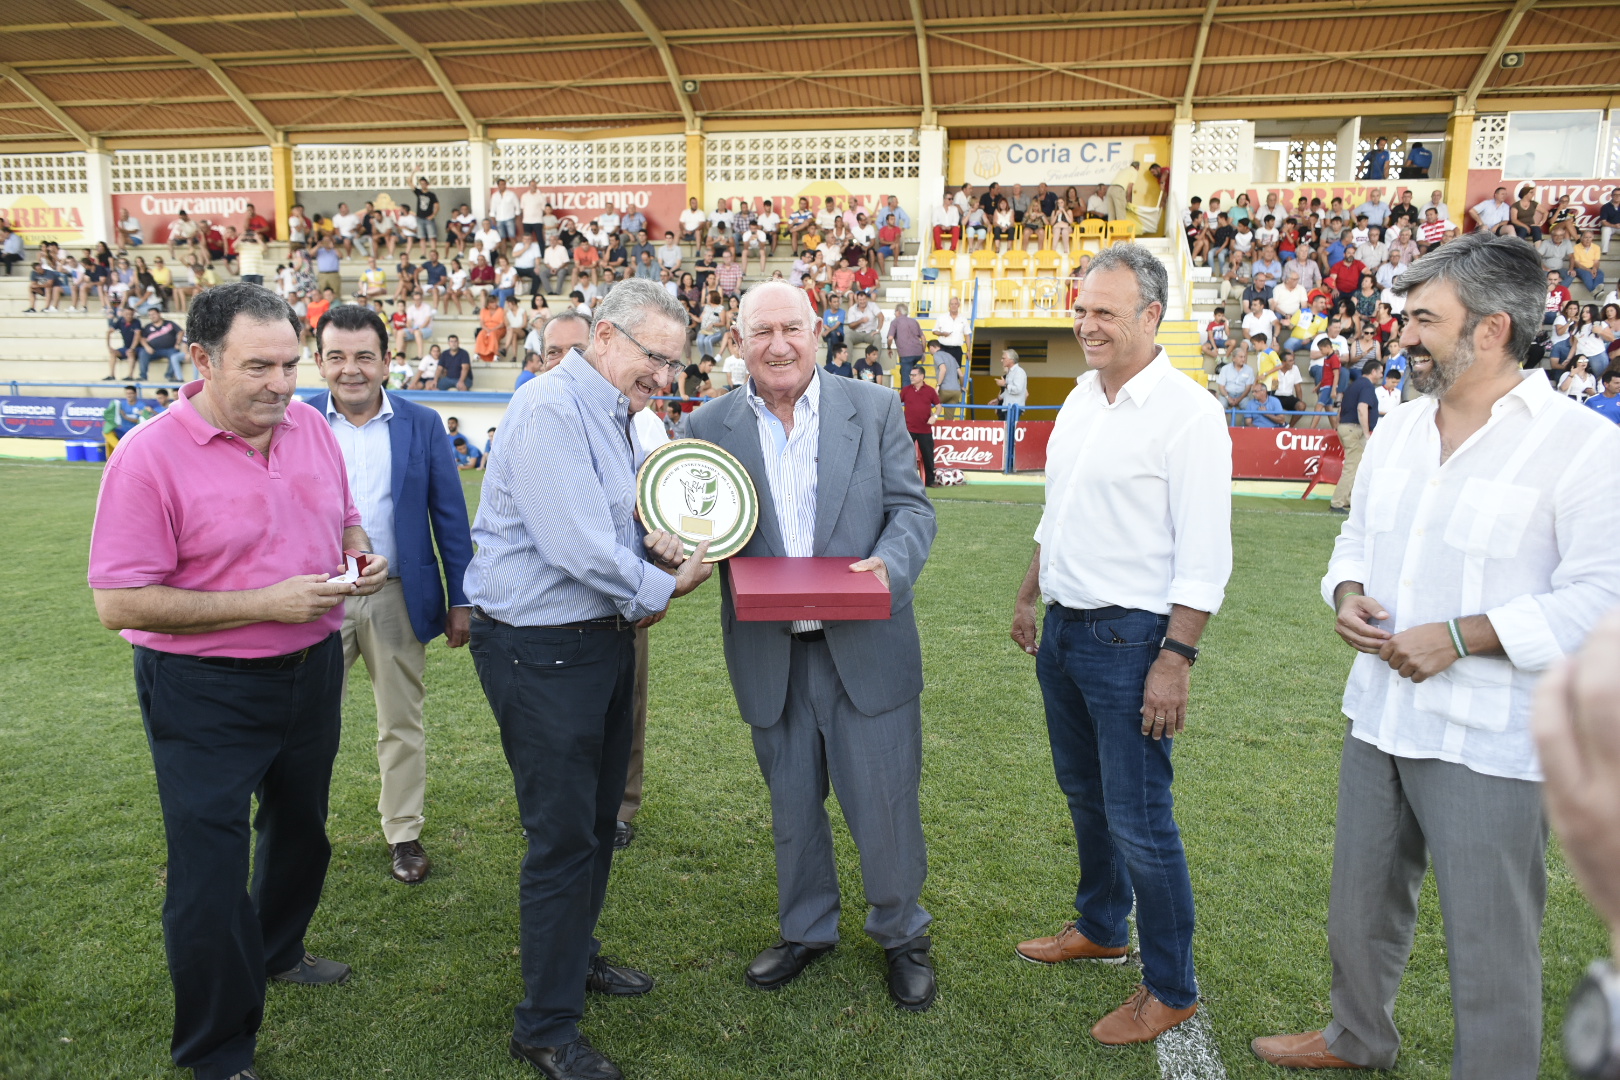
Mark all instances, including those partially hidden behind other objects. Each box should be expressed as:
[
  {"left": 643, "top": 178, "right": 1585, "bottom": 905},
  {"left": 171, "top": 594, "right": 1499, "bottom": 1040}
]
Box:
[
  {"left": 473, "top": 607, "right": 633, "bottom": 632},
  {"left": 197, "top": 645, "right": 314, "bottom": 670},
  {"left": 1047, "top": 604, "right": 1137, "bottom": 621},
  {"left": 792, "top": 629, "right": 826, "bottom": 642}
]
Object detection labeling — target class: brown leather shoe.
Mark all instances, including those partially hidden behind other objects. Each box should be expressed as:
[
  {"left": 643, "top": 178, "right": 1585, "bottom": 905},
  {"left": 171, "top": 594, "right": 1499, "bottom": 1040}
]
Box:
[
  {"left": 1090, "top": 984, "right": 1197, "bottom": 1045},
  {"left": 1015, "top": 922, "right": 1130, "bottom": 965},
  {"left": 390, "top": 839, "right": 430, "bottom": 884},
  {"left": 1250, "top": 1030, "right": 1370, "bottom": 1069}
]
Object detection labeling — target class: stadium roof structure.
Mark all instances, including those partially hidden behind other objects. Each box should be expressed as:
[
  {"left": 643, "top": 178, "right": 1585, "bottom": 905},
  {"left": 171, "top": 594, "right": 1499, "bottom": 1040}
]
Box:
[{"left": 2, "top": 0, "right": 1618, "bottom": 149}]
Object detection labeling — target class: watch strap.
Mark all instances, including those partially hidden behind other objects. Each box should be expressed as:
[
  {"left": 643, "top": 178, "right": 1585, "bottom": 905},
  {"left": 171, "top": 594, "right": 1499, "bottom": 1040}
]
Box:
[{"left": 1159, "top": 636, "right": 1200, "bottom": 664}]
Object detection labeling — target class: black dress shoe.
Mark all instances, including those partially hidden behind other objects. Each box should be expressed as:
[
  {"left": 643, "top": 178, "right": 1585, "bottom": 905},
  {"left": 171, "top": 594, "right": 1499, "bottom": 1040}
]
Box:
[
  {"left": 390, "top": 839, "right": 430, "bottom": 884},
  {"left": 586, "top": 955, "right": 653, "bottom": 995},
  {"left": 744, "top": 939, "right": 834, "bottom": 990},
  {"left": 271, "top": 952, "right": 351, "bottom": 985},
  {"left": 614, "top": 820, "right": 634, "bottom": 850},
  {"left": 885, "top": 937, "right": 936, "bottom": 1012},
  {"left": 510, "top": 1035, "right": 622, "bottom": 1080}
]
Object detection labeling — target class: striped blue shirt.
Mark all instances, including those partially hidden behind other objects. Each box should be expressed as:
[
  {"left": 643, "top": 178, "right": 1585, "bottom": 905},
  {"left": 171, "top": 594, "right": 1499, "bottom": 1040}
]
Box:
[
  {"left": 745, "top": 373, "right": 821, "bottom": 632},
  {"left": 464, "top": 349, "right": 675, "bottom": 625},
  {"left": 324, "top": 390, "right": 397, "bottom": 576}
]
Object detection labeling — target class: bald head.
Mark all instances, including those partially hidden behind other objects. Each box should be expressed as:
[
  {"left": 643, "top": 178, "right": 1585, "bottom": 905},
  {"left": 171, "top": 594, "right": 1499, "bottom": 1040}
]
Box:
[{"left": 739, "top": 280, "right": 815, "bottom": 336}]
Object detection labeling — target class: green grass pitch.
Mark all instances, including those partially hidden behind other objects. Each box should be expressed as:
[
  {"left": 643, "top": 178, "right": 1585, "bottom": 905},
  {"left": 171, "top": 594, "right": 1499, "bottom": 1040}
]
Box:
[{"left": 0, "top": 461, "right": 1605, "bottom": 1078}]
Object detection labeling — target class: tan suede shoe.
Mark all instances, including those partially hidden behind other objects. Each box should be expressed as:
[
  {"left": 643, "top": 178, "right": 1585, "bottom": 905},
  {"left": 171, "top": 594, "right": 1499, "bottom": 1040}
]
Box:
[
  {"left": 1091, "top": 984, "right": 1197, "bottom": 1045},
  {"left": 1015, "top": 922, "right": 1130, "bottom": 965},
  {"left": 1251, "top": 1030, "right": 1370, "bottom": 1069}
]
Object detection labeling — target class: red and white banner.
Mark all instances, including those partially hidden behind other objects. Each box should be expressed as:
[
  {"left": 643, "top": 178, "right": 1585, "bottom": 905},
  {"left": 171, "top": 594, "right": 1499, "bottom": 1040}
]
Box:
[
  {"left": 1230, "top": 426, "right": 1343, "bottom": 483},
  {"left": 1463, "top": 169, "right": 1618, "bottom": 233},
  {"left": 928, "top": 419, "right": 1054, "bottom": 472},
  {"left": 494, "top": 183, "right": 686, "bottom": 238},
  {"left": 112, "top": 191, "right": 276, "bottom": 244}
]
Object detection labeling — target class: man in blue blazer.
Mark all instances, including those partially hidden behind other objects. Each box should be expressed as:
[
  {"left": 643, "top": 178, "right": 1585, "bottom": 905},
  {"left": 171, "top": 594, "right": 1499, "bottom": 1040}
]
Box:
[{"left": 312, "top": 304, "right": 474, "bottom": 884}]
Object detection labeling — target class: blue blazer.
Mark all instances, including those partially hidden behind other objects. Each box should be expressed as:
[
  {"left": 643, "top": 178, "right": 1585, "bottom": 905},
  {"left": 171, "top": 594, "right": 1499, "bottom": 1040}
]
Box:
[{"left": 309, "top": 390, "right": 474, "bottom": 643}]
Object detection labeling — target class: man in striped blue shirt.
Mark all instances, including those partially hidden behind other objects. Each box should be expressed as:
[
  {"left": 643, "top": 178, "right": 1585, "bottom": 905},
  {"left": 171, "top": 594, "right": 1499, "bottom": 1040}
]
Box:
[{"left": 464, "top": 278, "right": 712, "bottom": 1080}]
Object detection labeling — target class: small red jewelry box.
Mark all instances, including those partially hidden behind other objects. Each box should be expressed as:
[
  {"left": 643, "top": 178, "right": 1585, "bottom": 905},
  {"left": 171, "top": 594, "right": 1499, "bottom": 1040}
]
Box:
[{"left": 728, "top": 557, "right": 892, "bottom": 622}]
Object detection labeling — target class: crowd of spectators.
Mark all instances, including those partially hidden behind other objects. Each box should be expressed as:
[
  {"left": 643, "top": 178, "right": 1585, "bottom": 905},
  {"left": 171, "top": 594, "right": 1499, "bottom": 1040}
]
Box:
[
  {"left": 1200, "top": 183, "right": 1620, "bottom": 430},
  {"left": 927, "top": 164, "right": 1168, "bottom": 253}
]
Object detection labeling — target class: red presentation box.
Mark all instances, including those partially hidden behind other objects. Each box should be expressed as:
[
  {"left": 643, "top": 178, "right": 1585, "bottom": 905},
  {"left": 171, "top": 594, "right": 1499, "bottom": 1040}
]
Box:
[{"left": 728, "top": 557, "right": 892, "bottom": 622}]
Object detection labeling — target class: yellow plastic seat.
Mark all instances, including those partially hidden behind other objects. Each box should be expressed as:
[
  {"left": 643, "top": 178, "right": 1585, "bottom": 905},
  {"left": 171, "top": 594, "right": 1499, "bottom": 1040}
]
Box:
[
  {"left": 992, "top": 278, "right": 1024, "bottom": 313},
  {"left": 971, "top": 249, "right": 999, "bottom": 274},
  {"left": 1107, "top": 219, "right": 1138, "bottom": 245},
  {"left": 1032, "top": 249, "right": 1062, "bottom": 275},
  {"left": 1076, "top": 218, "right": 1108, "bottom": 255},
  {"left": 1001, "top": 249, "right": 1030, "bottom": 276},
  {"left": 929, "top": 248, "right": 957, "bottom": 272}
]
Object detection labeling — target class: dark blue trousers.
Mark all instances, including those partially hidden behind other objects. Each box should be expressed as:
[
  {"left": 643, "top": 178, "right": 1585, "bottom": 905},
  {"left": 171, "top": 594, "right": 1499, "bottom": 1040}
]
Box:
[
  {"left": 469, "top": 616, "right": 635, "bottom": 1048},
  {"left": 1035, "top": 605, "right": 1199, "bottom": 1010},
  {"left": 133, "top": 633, "right": 343, "bottom": 1080}
]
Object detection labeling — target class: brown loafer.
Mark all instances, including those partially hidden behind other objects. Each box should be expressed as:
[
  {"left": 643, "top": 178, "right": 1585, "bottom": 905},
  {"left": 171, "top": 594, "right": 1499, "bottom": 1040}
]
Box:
[
  {"left": 1090, "top": 984, "right": 1197, "bottom": 1045},
  {"left": 1251, "top": 1030, "right": 1370, "bottom": 1069},
  {"left": 390, "top": 839, "right": 430, "bottom": 884},
  {"left": 1015, "top": 921, "right": 1129, "bottom": 965}
]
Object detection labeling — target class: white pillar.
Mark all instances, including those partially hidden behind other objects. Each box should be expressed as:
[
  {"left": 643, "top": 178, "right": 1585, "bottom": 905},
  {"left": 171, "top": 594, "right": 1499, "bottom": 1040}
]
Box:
[
  {"left": 917, "top": 124, "right": 947, "bottom": 247},
  {"left": 1169, "top": 117, "right": 1193, "bottom": 227},
  {"left": 85, "top": 145, "right": 113, "bottom": 248},
  {"left": 1335, "top": 117, "right": 1361, "bottom": 181},
  {"left": 469, "top": 136, "right": 492, "bottom": 223}
]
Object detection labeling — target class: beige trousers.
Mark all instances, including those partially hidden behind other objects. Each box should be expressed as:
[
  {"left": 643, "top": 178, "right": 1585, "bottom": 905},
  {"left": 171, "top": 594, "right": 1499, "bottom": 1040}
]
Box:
[
  {"left": 1104, "top": 185, "right": 1128, "bottom": 223},
  {"left": 1333, "top": 423, "right": 1367, "bottom": 509},
  {"left": 341, "top": 578, "right": 428, "bottom": 844},
  {"left": 618, "top": 626, "right": 650, "bottom": 822}
]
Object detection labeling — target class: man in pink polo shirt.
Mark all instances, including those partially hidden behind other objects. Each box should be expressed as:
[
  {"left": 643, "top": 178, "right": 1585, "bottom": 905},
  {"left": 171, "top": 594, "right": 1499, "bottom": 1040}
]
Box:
[{"left": 88, "top": 282, "right": 389, "bottom": 1080}]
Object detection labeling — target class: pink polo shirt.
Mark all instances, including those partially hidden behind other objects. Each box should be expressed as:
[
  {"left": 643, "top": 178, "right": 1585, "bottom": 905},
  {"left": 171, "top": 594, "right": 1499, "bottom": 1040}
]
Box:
[{"left": 88, "top": 381, "right": 361, "bottom": 658}]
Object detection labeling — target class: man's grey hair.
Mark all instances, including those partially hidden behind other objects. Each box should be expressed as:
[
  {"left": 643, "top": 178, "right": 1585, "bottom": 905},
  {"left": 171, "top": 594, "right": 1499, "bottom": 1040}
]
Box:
[
  {"left": 591, "top": 276, "right": 687, "bottom": 336},
  {"left": 541, "top": 309, "right": 591, "bottom": 346},
  {"left": 1084, "top": 242, "right": 1169, "bottom": 328},
  {"left": 1003, "top": 348, "right": 1019, "bottom": 363},
  {"left": 738, "top": 279, "right": 816, "bottom": 335},
  {"left": 185, "top": 281, "right": 302, "bottom": 361},
  {"left": 895, "top": 302, "right": 909, "bottom": 316},
  {"left": 1392, "top": 231, "right": 1544, "bottom": 361}
]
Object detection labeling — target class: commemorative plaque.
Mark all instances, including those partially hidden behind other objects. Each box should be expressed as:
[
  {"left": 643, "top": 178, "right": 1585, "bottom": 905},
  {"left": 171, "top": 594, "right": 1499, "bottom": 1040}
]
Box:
[{"left": 635, "top": 439, "right": 759, "bottom": 562}]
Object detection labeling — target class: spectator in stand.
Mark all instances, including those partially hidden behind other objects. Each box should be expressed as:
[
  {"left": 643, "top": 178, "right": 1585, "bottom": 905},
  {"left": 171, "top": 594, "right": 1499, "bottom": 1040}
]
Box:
[
  {"left": 166, "top": 210, "right": 201, "bottom": 261},
  {"left": 1374, "top": 366, "right": 1403, "bottom": 417},
  {"left": 1585, "top": 367, "right": 1620, "bottom": 422},
  {"left": 756, "top": 199, "right": 782, "bottom": 256},
  {"left": 1201, "top": 309, "right": 1231, "bottom": 371},
  {"left": 1272, "top": 352, "right": 1303, "bottom": 417},
  {"left": 1599, "top": 187, "right": 1620, "bottom": 254},
  {"left": 1469, "top": 187, "right": 1515, "bottom": 236},
  {"left": 823, "top": 342, "right": 854, "bottom": 378},
  {"left": 715, "top": 249, "right": 744, "bottom": 298},
  {"left": 887, "top": 301, "right": 924, "bottom": 373},
  {"left": 1545, "top": 270, "right": 1573, "bottom": 324},
  {"left": 845, "top": 292, "right": 884, "bottom": 359},
  {"left": 679, "top": 197, "right": 707, "bottom": 245},
  {"left": 438, "top": 335, "right": 471, "bottom": 391},
  {"left": 1238, "top": 382, "right": 1286, "bottom": 428},
  {"left": 900, "top": 364, "right": 940, "bottom": 486},
  {"left": 114, "top": 207, "right": 144, "bottom": 249},
  {"left": 1330, "top": 359, "right": 1382, "bottom": 513},
  {"left": 1538, "top": 223, "right": 1575, "bottom": 287},
  {"left": 931, "top": 194, "right": 961, "bottom": 251},
  {"left": 356, "top": 256, "right": 387, "bottom": 302},
  {"left": 1215, "top": 349, "right": 1255, "bottom": 408},
  {"left": 488, "top": 178, "right": 519, "bottom": 245},
  {"left": 1573, "top": 229, "right": 1605, "bottom": 294},
  {"left": 135, "top": 308, "right": 185, "bottom": 381},
  {"left": 106, "top": 305, "right": 142, "bottom": 380}
]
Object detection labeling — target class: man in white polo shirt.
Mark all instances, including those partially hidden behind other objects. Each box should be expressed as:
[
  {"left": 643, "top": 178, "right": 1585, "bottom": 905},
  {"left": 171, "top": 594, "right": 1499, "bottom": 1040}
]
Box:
[{"left": 1468, "top": 187, "right": 1514, "bottom": 236}]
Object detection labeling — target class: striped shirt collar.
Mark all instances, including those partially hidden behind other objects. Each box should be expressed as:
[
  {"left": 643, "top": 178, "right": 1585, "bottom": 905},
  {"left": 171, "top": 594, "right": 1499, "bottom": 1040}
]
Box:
[
  {"left": 744, "top": 368, "right": 822, "bottom": 428},
  {"left": 558, "top": 347, "right": 631, "bottom": 422},
  {"left": 323, "top": 387, "right": 394, "bottom": 427}
]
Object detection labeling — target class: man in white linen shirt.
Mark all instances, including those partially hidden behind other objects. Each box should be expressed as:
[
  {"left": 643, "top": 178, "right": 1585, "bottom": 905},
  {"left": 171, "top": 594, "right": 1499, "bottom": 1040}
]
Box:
[
  {"left": 1254, "top": 233, "right": 1620, "bottom": 1077},
  {"left": 490, "top": 179, "right": 521, "bottom": 243},
  {"left": 1010, "top": 244, "right": 1233, "bottom": 1046}
]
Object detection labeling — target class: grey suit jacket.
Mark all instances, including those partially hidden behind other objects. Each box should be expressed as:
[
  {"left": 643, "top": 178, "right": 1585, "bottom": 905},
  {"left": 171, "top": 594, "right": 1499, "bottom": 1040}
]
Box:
[{"left": 687, "top": 370, "right": 937, "bottom": 727}]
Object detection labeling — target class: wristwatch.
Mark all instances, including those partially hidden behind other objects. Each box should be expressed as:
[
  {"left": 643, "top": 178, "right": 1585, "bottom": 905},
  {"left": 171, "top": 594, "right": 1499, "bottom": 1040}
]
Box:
[
  {"left": 1158, "top": 637, "right": 1200, "bottom": 665},
  {"left": 1566, "top": 960, "right": 1620, "bottom": 1079}
]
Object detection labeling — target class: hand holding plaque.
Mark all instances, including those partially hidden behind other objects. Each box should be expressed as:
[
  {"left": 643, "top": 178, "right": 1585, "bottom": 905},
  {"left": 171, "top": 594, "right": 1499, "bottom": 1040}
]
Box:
[{"left": 635, "top": 440, "right": 759, "bottom": 563}]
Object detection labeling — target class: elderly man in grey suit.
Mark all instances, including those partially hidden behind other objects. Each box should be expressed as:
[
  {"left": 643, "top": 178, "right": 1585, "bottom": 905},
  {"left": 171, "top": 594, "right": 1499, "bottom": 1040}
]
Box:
[{"left": 687, "top": 279, "right": 939, "bottom": 1011}]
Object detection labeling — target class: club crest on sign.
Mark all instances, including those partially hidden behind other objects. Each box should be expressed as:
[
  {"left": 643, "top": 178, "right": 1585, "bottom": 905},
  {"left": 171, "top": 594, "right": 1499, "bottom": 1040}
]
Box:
[
  {"left": 973, "top": 145, "right": 1002, "bottom": 180},
  {"left": 680, "top": 465, "right": 719, "bottom": 517}
]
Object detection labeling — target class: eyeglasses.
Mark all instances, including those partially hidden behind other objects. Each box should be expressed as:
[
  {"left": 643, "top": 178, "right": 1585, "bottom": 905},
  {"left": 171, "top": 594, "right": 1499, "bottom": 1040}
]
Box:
[{"left": 607, "top": 320, "right": 684, "bottom": 376}]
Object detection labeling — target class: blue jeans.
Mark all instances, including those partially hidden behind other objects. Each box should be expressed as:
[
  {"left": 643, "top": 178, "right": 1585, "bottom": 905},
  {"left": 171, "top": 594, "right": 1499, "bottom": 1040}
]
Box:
[
  {"left": 139, "top": 346, "right": 183, "bottom": 381},
  {"left": 1036, "top": 604, "right": 1198, "bottom": 1009},
  {"left": 1576, "top": 267, "right": 1606, "bottom": 293}
]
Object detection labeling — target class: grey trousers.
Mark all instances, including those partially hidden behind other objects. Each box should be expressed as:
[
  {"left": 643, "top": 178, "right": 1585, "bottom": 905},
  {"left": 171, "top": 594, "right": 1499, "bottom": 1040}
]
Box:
[
  {"left": 1324, "top": 730, "right": 1547, "bottom": 1078},
  {"left": 749, "top": 637, "right": 931, "bottom": 950}
]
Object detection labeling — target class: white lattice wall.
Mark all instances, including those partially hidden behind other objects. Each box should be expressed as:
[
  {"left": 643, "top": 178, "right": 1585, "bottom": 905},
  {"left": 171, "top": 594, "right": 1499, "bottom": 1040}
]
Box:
[
  {"left": 1188, "top": 122, "right": 1242, "bottom": 175},
  {"left": 293, "top": 142, "right": 470, "bottom": 191},
  {"left": 110, "top": 148, "right": 272, "bottom": 193},
  {"left": 1469, "top": 114, "right": 1508, "bottom": 170},
  {"left": 0, "top": 153, "right": 89, "bottom": 195},
  {"left": 1287, "top": 140, "right": 1338, "bottom": 183},
  {"left": 494, "top": 136, "right": 685, "bottom": 186},
  {"left": 704, "top": 130, "right": 920, "bottom": 184}
]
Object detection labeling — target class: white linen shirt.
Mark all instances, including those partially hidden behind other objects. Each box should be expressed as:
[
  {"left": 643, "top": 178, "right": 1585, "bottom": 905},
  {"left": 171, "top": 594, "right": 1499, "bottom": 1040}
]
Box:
[
  {"left": 325, "top": 391, "right": 397, "bottom": 576},
  {"left": 746, "top": 374, "right": 822, "bottom": 632},
  {"left": 1036, "top": 349, "right": 1232, "bottom": 616},
  {"left": 1321, "top": 371, "right": 1620, "bottom": 781}
]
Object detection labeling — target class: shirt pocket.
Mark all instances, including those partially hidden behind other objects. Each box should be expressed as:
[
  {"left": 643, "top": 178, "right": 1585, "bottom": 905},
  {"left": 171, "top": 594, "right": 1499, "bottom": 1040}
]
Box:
[
  {"left": 1411, "top": 655, "right": 1515, "bottom": 732},
  {"left": 1363, "top": 466, "right": 1409, "bottom": 533},
  {"left": 1442, "top": 478, "right": 1540, "bottom": 559}
]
